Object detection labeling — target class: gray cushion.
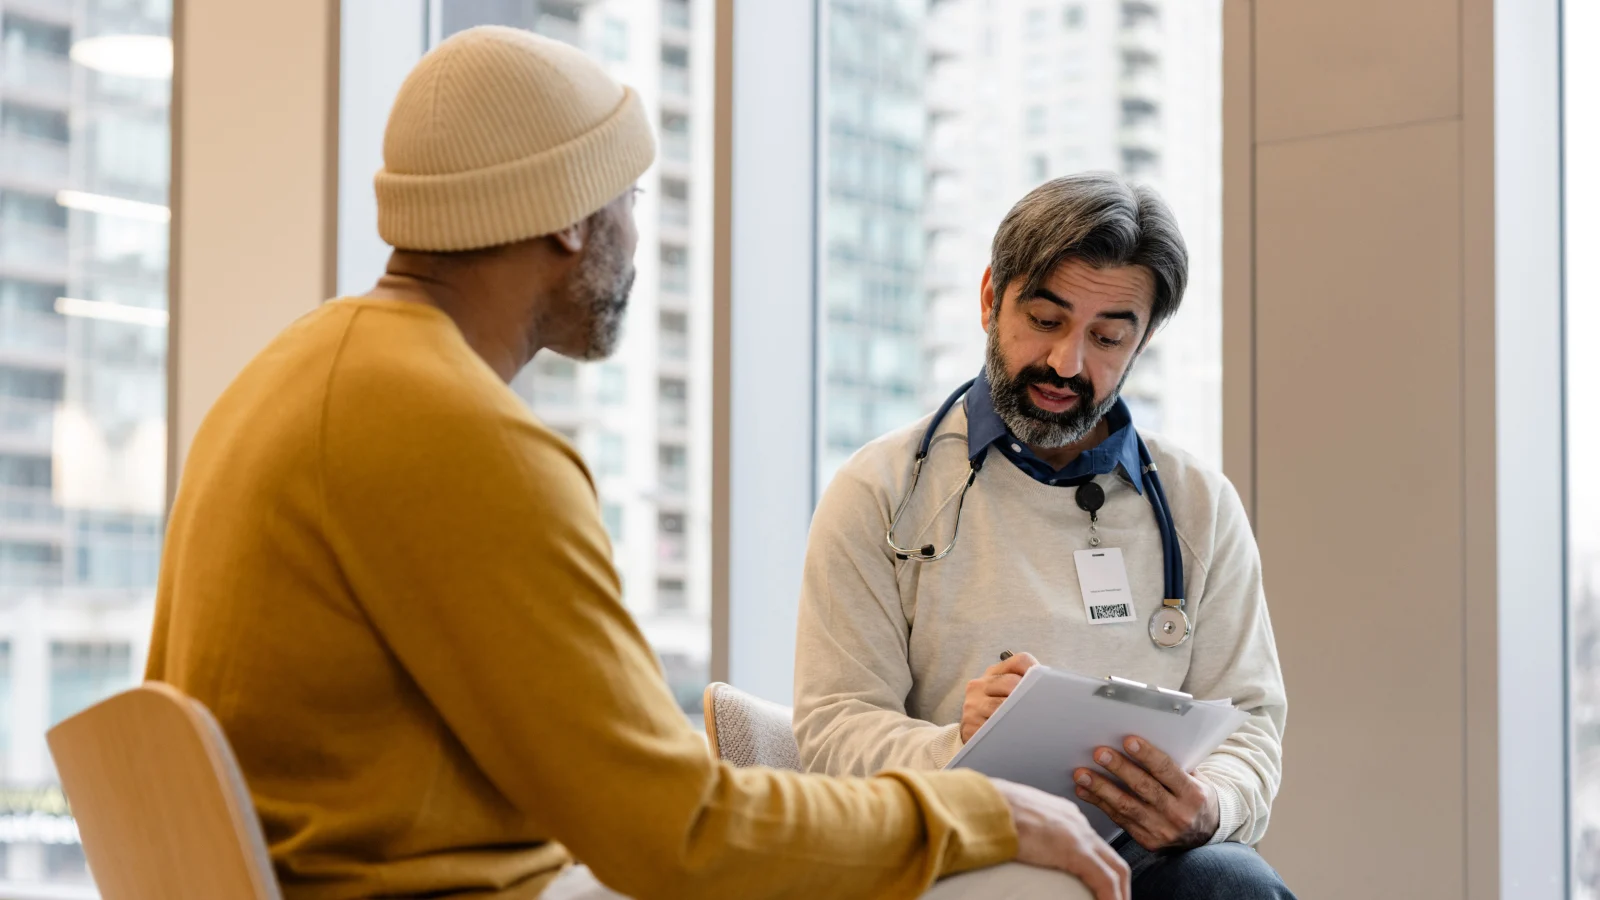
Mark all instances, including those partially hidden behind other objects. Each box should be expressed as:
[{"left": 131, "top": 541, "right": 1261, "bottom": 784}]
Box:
[{"left": 703, "top": 682, "right": 802, "bottom": 771}]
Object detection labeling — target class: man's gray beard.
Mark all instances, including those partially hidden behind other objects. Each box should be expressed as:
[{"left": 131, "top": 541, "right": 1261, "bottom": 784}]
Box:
[
  {"left": 983, "top": 323, "right": 1130, "bottom": 449},
  {"left": 567, "top": 214, "right": 636, "bottom": 361}
]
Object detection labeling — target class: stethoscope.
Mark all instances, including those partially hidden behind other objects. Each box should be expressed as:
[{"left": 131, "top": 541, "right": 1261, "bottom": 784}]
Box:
[{"left": 885, "top": 378, "right": 1192, "bottom": 649}]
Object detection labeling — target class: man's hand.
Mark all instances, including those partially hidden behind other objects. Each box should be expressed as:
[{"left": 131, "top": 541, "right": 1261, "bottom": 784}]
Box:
[
  {"left": 960, "top": 652, "right": 1037, "bottom": 743},
  {"left": 1073, "top": 736, "right": 1220, "bottom": 852},
  {"left": 992, "top": 779, "right": 1130, "bottom": 900}
]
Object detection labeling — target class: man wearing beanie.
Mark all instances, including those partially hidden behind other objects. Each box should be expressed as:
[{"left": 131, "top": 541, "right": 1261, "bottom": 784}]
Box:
[{"left": 144, "top": 27, "right": 1125, "bottom": 900}]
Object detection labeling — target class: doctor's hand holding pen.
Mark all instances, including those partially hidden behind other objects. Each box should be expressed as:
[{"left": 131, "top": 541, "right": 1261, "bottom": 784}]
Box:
[{"left": 960, "top": 650, "right": 1038, "bottom": 743}]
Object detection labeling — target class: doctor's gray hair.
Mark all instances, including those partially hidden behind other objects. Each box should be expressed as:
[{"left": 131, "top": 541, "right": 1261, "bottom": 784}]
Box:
[{"left": 989, "top": 172, "right": 1188, "bottom": 338}]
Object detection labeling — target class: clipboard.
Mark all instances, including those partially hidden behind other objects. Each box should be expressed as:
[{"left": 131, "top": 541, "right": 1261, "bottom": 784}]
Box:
[{"left": 945, "top": 666, "right": 1249, "bottom": 840}]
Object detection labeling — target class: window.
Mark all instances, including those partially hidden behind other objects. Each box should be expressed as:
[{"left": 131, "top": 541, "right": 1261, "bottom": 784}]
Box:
[
  {"left": 521, "top": 354, "right": 578, "bottom": 408},
  {"left": 660, "top": 111, "right": 690, "bottom": 163},
  {"left": 429, "top": 2, "right": 713, "bottom": 721},
  {"left": 660, "top": 310, "right": 689, "bottom": 360},
  {"left": 1026, "top": 105, "right": 1047, "bottom": 136},
  {"left": 48, "top": 643, "right": 131, "bottom": 727},
  {"left": 660, "top": 242, "right": 689, "bottom": 293},
  {"left": 1, "top": 104, "right": 67, "bottom": 143},
  {"left": 601, "top": 17, "right": 628, "bottom": 62},
  {"left": 598, "top": 432, "right": 625, "bottom": 477},
  {"left": 661, "top": 45, "right": 690, "bottom": 98},
  {"left": 601, "top": 502, "right": 625, "bottom": 544},
  {"left": 598, "top": 364, "right": 626, "bottom": 406},
  {"left": 661, "top": 177, "right": 689, "bottom": 228},
  {"left": 658, "top": 377, "right": 687, "bottom": 429},
  {"left": 658, "top": 511, "right": 687, "bottom": 566},
  {"left": 663, "top": 0, "right": 691, "bottom": 31},
  {"left": 657, "top": 578, "right": 687, "bottom": 614},
  {"left": 819, "top": 0, "right": 1224, "bottom": 488},
  {"left": 659, "top": 443, "right": 688, "bottom": 494},
  {"left": 1570, "top": 5, "right": 1600, "bottom": 894},
  {"left": 1121, "top": 1, "right": 1160, "bottom": 29},
  {"left": 1030, "top": 154, "right": 1049, "bottom": 182}
]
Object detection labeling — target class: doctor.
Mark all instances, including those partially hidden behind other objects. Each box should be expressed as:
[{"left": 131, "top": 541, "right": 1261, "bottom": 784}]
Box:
[{"left": 794, "top": 173, "right": 1293, "bottom": 899}]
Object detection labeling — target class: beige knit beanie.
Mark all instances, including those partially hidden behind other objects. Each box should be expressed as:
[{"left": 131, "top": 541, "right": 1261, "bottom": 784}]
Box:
[{"left": 374, "top": 26, "right": 656, "bottom": 252}]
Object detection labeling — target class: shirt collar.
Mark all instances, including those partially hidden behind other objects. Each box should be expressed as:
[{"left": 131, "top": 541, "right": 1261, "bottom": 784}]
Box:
[{"left": 963, "top": 368, "right": 1144, "bottom": 493}]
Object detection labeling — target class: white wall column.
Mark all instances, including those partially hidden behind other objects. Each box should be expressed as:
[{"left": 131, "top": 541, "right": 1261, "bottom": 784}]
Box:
[{"left": 710, "top": 0, "right": 819, "bottom": 704}]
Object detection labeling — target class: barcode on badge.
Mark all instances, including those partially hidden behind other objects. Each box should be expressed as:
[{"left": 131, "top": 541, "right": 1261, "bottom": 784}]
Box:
[{"left": 1089, "top": 603, "right": 1131, "bottom": 621}]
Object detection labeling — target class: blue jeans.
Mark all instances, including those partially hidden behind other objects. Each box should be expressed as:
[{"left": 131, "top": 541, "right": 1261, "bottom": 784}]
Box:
[{"left": 1115, "top": 835, "right": 1297, "bottom": 900}]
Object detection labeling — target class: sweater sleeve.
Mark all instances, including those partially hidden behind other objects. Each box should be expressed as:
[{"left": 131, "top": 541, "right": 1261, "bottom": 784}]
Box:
[
  {"left": 319, "top": 383, "right": 1017, "bottom": 900},
  {"left": 1179, "top": 478, "right": 1288, "bottom": 846},
  {"left": 793, "top": 467, "right": 965, "bottom": 776}
]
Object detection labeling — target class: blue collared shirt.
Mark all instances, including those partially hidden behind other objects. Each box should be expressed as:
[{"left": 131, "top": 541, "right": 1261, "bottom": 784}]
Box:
[{"left": 963, "top": 369, "right": 1144, "bottom": 493}]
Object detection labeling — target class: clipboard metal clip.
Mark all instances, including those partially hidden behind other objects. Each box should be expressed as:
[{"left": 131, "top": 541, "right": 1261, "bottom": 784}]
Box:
[{"left": 1093, "top": 676, "right": 1194, "bottom": 716}]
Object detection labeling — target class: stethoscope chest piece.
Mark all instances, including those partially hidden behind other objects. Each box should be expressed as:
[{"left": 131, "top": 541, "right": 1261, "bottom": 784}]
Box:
[{"left": 1148, "top": 601, "right": 1192, "bottom": 649}]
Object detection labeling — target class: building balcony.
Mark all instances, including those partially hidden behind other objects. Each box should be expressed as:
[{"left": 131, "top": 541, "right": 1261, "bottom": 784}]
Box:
[
  {"left": 0, "top": 308, "right": 66, "bottom": 354},
  {"left": 661, "top": 197, "right": 690, "bottom": 230},
  {"left": 0, "top": 220, "right": 68, "bottom": 273},
  {"left": 0, "top": 131, "right": 68, "bottom": 188},
  {"left": 658, "top": 399, "right": 688, "bottom": 430},
  {"left": 0, "top": 557, "right": 62, "bottom": 588},
  {"left": 0, "top": 396, "right": 55, "bottom": 448},
  {"left": 925, "top": 16, "right": 965, "bottom": 65},
  {"left": 661, "top": 132, "right": 690, "bottom": 166},
  {"left": 658, "top": 284, "right": 689, "bottom": 314},
  {"left": 1118, "top": 120, "right": 1162, "bottom": 149},
  {"left": 1118, "top": 27, "right": 1161, "bottom": 58},
  {"left": 4, "top": 0, "right": 73, "bottom": 24},
  {"left": 0, "top": 486, "right": 63, "bottom": 528},
  {"left": 661, "top": 65, "right": 690, "bottom": 100},
  {"left": 1119, "top": 67, "right": 1162, "bottom": 103},
  {"left": 659, "top": 265, "right": 689, "bottom": 296},
  {"left": 663, "top": 0, "right": 690, "bottom": 31},
  {"left": 659, "top": 329, "right": 689, "bottom": 362},
  {"left": 1, "top": 45, "right": 71, "bottom": 106},
  {"left": 925, "top": 66, "right": 965, "bottom": 119},
  {"left": 657, "top": 534, "right": 688, "bottom": 565},
  {"left": 659, "top": 467, "right": 688, "bottom": 496}
]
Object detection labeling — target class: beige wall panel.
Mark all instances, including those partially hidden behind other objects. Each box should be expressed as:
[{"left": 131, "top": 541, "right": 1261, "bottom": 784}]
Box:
[
  {"left": 1255, "top": 0, "right": 1459, "bottom": 144},
  {"left": 171, "top": 0, "right": 336, "bottom": 486},
  {"left": 1253, "top": 120, "right": 1463, "bottom": 897}
]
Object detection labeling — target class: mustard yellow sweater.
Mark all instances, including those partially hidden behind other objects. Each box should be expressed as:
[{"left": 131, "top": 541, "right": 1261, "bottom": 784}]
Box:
[{"left": 146, "top": 298, "right": 1017, "bottom": 899}]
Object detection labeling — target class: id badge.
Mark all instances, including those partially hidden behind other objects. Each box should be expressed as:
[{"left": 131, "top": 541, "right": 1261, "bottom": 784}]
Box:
[{"left": 1073, "top": 547, "right": 1137, "bottom": 624}]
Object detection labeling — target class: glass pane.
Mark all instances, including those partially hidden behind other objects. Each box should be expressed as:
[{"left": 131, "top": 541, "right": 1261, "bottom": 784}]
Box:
[
  {"left": 818, "top": 0, "right": 1223, "bottom": 487},
  {"left": 1569, "top": 2, "right": 1600, "bottom": 894},
  {"left": 432, "top": 1, "right": 713, "bottom": 723},
  {"left": 0, "top": 0, "right": 172, "bottom": 890}
]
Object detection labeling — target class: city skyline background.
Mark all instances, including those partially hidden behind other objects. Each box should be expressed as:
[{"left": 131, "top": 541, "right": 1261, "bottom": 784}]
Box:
[{"left": 0, "top": 3, "right": 1229, "bottom": 892}]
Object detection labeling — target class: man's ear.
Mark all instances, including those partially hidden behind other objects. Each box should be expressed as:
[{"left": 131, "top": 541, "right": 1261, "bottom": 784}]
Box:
[
  {"left": 980, "top": 267, "right": 998, "bottom": 332},
  {"left": 550, "top": 218, "right": 588, "bottom": 254}
]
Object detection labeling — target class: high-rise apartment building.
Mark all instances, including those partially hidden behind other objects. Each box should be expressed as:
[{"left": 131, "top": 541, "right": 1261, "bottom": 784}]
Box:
[
  {"left": 823, "top": 0, "right": 1222, "bottom": 487},
  {"left": 819, "top": 0, "right": 927, "bottom": 486},
  {"left": 438, "top": 0, "right": 715, "bottom": 716},
  {"left": 0, "top": 0, "right": 172, "bottom": 890}
]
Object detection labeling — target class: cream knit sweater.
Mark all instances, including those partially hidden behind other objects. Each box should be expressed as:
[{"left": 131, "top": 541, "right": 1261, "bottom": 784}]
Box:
[{"left": 793, "top": 403, "right": 1288, "bottom": 846}]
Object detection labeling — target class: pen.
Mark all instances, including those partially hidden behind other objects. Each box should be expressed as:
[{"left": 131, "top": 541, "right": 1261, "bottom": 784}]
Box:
[{"left": 999, "top": 650, "right": 1013, "bottom": 662}]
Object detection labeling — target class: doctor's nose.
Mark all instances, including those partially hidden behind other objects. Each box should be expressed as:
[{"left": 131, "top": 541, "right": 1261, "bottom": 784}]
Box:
[{"left": 1044, "top": 331, "right": 1088, "bottom": 380}]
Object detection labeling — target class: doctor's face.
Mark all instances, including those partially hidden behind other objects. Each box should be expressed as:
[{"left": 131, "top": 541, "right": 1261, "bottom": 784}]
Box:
[{"left": 980, "top": 258, "right": 1155, "bottom": 448}]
